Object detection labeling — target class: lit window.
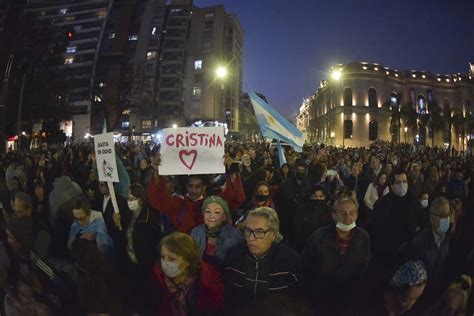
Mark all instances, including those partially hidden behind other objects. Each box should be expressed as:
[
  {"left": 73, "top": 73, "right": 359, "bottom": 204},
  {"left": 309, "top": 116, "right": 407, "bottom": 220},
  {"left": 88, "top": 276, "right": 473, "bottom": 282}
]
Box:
[
  {"left": 59, "top": 8, "right": 67, "bottom": 15},
  {"left": 65, "top": 16, "right": 75, "bottom": 21},
  {"left": 142, "top": 120, "right": 152, "bottom": 129},
  {"left": 64, "top": 57, "right": 74, "bottom": 64},
  {"left": 194, "top": 60, "right": 202, "bottom": 70},
  {"left": 193, "top": 86, "right": 202, "bottom": 97},
  {"left": 147, "top": 51, "right": 157, "bottom": 60},
  {"left": 108, "top": 33, "right": 116, "bottom": 39},
  {"left": 128, "top": 35, "right": 138, "bottom": 41},
  {"left": 151, "top": 27, "right": 157, "bottom": 35},
  {"left": 122, "top": 121, "right": 130, "bottom": 128},
  {"left": 97, "top": 9, "right": 107, "bottom": 18},
  {"left": 66, "top": 46, "right": 76, "bottom": 53}
]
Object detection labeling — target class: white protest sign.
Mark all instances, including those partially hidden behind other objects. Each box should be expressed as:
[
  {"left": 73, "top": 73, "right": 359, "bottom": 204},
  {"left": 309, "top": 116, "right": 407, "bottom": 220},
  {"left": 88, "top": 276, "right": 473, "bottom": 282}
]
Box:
[
  {"left": 94, "top": 132, "right": 119, "bottom": 182},
  {"left": 159, "top": 126, "right": 225, "bottom": 175}
]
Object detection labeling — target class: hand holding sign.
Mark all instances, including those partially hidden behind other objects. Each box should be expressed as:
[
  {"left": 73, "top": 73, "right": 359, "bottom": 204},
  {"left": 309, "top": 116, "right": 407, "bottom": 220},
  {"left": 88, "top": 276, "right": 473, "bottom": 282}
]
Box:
[{"left": 159, "top": 127, "right": 225, "bottom": 175}]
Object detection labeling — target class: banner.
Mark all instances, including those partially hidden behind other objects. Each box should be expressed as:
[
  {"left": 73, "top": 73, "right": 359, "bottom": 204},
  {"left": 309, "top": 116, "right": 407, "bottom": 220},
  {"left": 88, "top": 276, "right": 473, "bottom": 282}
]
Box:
[
  {"left": 94, "top": 132, "right": 119, "bottom": 182},
  {"left": 159, "top": 126, "right": 225, "bottom": 175}
]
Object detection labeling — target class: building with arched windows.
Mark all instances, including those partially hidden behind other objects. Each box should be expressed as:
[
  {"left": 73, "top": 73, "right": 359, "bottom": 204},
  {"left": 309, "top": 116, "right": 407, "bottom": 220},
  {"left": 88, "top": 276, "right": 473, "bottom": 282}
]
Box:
[{"left": 297, "top": 62, "right": 474, "bottom": 149}]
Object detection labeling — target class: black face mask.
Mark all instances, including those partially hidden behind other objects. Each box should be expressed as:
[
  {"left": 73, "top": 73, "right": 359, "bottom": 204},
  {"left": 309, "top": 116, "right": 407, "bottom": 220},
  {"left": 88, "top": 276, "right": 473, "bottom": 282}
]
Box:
[
  {"left": 295, "top": 172, "right": 306, "bottom": 181},
  {"left": 255, "top": 194, "right": 269, "bottom": 202}
]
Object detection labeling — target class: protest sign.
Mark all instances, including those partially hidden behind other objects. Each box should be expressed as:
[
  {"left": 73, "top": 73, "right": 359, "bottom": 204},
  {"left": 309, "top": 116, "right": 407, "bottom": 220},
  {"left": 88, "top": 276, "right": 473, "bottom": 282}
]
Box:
[
  {"left": 94, "top": 132, "right": 121, "bottom": 218},
  {"left": 94, "top": 132, "right": 119, "bottom": 182},
  {"left": 159, "top": 126, "right": 225, "bottom": 175}
]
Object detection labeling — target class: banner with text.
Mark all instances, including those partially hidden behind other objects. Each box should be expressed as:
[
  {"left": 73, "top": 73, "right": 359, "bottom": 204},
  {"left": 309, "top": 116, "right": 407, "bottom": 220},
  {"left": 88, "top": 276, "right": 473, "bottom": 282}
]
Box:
[
  {"left": 94, "top": 132, "right": 119, "bottom": 182},
  {"left": 159, "top": 126, "right": 225, "bottom": 175}
]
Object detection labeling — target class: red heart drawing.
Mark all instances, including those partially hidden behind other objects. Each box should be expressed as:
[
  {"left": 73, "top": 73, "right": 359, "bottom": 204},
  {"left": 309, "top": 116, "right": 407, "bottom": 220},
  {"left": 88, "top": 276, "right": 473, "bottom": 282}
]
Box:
[{"left": 179, "top": 150, "right": 198, "bottom": 170}]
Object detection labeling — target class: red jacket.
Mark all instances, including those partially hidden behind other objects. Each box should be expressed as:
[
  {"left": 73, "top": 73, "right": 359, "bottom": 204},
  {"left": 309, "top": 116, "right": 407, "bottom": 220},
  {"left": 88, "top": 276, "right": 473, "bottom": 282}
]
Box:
[
  {"left": 148, "top": 174, "right": 245, "bottom": 233},
  {"left": 152, "top": 261, "right": 224, "bottom": 315}
]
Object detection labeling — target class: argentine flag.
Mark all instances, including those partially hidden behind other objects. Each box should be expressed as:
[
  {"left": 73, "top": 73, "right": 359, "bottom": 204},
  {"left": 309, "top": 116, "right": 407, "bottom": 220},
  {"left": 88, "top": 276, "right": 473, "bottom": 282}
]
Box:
[{"left": 249, "top": 91, "right": 305, "bottom": 152}]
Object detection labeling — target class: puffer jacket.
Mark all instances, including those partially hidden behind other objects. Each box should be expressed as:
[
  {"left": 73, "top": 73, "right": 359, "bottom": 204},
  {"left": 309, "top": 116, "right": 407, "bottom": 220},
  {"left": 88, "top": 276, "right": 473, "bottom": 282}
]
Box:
[
  {"left": 191, "top": 223, "right": 245, "bottom": 268},
  {"left": 223, "top": 242, "right": 300, "bottom": 309}
]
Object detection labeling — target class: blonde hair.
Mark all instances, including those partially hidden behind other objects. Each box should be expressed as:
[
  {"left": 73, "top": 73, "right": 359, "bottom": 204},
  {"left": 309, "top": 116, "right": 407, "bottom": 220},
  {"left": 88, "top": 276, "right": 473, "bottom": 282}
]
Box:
[
  {"left": 159, "top": 233, "right": 201, "bottom": 277},
  {"left": 247, "top": 207, "right": 283, "bottom": 242}
]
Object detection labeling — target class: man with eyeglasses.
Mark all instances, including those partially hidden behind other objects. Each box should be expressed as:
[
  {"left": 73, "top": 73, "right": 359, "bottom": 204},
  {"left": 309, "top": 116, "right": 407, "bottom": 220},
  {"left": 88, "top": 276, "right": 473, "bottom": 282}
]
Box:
[
  {"left": 223, "top": 207, "right": 300, "bottom": 310},
  {"left": 407, "top": 197, "right": 453, "bottom": 305}
]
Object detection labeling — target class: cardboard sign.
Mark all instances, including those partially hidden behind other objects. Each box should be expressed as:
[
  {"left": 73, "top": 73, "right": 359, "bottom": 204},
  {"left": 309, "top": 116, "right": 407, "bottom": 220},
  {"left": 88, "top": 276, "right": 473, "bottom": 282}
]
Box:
[
  {"left": 94, "top": 132, "right": 119, "bottom": 182},
  {"left": 159, "top": 127, "right": 225, "bottom": 175}
]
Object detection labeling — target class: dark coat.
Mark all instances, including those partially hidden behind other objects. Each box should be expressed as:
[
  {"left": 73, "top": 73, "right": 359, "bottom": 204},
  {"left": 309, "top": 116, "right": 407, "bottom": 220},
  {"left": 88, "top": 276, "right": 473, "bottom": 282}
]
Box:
[
  {"left": 372, "top": 192, "right": 417, "bottom": 259},
  {"left": 223, "top": 242, "right": 300, "bottom": 309},
  {"left": 95, "top": 194, "right": 131, "bottom": 253},
  {"left": 301, "top": 225, "right": 370, "bottom": 300},
  {"left": 407, "top": 227, "right": 452, "bottom": 294},
  {"left": 131, "top": 206, "right": 163, "bottom": 272},
  {"left": 291, "top": 198, "right": 333, "bottom": 251}
]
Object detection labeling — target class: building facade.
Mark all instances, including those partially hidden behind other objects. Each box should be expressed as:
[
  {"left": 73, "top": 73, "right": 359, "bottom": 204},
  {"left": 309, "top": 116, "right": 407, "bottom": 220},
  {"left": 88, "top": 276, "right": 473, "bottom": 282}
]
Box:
[
  {"left": 24, "top": 0, "right": 111, "bottom": 143},
  {"left": 301, "top": 62, "right": 474, "bottom": 149},
  {"left": 91, "top": 0, "right": 243, "bottom": 138}
]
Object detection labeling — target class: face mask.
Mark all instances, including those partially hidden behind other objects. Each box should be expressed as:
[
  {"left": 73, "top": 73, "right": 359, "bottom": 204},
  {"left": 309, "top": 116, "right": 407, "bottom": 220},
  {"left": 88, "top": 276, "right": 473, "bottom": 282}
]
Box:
[
  {"left": 393, "top": 183, "right": 408, "bottom": 197},
  {"left": 127, "top": 200, "right": 140, "bottom": 212},
  {"left": 255, "top": 194, "right": 269, "bottom": 202},
  {"left": 420, "top": 199, "right": 429, "bottom": 208},
  {"left": 336, "top": 221, "right": 356, "bottom": 232},
  {"left": 436, "top": 217, "right": 450, "bottom": 234},
  {"left": 295, "top": 172, "right": 306, "bottom": 181},
  {"left": 161, "top": 259, "right": 182, "bottom": 278}
]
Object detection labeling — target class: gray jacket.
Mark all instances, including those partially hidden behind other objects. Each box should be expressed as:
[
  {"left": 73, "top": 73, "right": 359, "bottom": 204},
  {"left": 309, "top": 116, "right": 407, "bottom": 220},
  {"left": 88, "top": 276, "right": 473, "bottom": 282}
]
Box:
[{"left": 191, "top": 223, "right": 244, "bottom": 267}]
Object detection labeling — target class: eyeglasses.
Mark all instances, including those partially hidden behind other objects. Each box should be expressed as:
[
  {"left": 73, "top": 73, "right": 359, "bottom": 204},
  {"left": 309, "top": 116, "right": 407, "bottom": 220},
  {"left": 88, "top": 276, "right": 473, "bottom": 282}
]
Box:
[
  {"left": 430, "top": 212, "right": 451, "bottom": 219},
  {"left": 454, "top": 276, "right": 471, "bottom": 291},
  {"left": 242, "top": 227, "right": 271, "bottom": 239}
]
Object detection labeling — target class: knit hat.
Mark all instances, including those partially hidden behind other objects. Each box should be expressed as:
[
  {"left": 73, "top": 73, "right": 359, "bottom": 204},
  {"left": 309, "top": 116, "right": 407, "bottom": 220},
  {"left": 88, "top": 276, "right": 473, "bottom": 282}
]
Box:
[
  {"left": 7, "top": 215, "right": 34, "bottom": 250},
  {"left": 202, "top": 196, "right": 230, "bottom": 218},
  {"left": 391, "top": 260, "right": 428, "bottom": 287}
]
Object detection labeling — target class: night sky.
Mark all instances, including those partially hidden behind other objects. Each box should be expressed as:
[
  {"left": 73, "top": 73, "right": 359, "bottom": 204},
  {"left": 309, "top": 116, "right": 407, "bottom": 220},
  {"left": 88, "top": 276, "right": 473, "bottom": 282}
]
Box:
[{"left": 195, "top": 0, "right": 474, "bottom": 118}]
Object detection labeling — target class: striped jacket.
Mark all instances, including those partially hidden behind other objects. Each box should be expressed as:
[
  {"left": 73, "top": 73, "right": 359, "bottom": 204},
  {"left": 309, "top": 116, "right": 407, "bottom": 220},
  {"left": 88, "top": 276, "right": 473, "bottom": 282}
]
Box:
[{"left": 223, "top": 242, "right": 301, "bottom": 308}]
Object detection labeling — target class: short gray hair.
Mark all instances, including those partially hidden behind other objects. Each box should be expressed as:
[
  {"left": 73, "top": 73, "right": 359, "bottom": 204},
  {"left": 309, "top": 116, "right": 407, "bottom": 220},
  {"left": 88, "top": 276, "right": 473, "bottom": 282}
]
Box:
[
  {"left": 14, "top": 192, "right": 33, "bottom": 210},
  {"left": 247, "top": 207, "right": 283, "bottom": 242},
  {"left": 429, "top": 197, "right": 450, "bottom": 215},
  {"left": 333, "top": 197, "right": 358, "bottom": 213}
]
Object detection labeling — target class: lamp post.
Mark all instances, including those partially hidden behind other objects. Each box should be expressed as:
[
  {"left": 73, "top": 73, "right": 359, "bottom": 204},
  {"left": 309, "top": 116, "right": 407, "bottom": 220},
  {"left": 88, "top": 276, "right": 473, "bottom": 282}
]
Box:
[
  {"left": 214, "top": 66, "right": 227, "bottom": 121},
  {"left": 404, "top": 126, "right": 408, "bottom": 143}
]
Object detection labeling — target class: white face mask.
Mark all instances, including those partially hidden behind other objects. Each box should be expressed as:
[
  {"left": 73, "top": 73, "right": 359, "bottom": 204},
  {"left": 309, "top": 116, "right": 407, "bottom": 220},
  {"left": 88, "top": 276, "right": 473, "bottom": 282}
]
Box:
[
  {"left": 127, "top": 200, "right": 140, "bottom": 212},
  {"left": 161, "top": 259, "right": 182, "bottom": 278},
  {"left": 420, "top": 199, "right": 429, "bottom": 208},
  {"left": 336, "top": 221, "right": 356, "bottom": 232},
  {"left": 393, "top": 183, "right": 408, "bottom": 197}
]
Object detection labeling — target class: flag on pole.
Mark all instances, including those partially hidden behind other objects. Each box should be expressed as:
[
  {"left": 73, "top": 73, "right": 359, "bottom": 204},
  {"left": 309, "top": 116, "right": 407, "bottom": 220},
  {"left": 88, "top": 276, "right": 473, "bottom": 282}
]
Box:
[
  {"left": 277, "top": 140, "right": 287, "bottom": 168},
  {"left": 248, "top": 90, "right": 305, "bottom": 152}
]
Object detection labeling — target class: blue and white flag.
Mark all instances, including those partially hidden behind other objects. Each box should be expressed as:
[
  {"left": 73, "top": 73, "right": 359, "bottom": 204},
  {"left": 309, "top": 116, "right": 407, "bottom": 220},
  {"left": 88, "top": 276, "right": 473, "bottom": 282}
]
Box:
[
  {"left": 277, "top": 140, "right": 287, "bottom": 168},
  {"left": 248, "top": 90, "right": 305, "bottom": 152}
]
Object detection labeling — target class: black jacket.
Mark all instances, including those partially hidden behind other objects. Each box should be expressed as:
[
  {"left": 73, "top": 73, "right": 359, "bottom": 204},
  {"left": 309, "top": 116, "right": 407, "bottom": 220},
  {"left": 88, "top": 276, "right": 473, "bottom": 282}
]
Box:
[
  {"left": 372, "top": 192, "right": 417, "bottom": 259},
  {"left": 132, "top": 206, "right": 163, "bottom": 272},
  {"left": 302, "top": 225, "right": 370, "bottom": 299},
  {"left": 223, "top": 242, "right": 300, "bottom": 309},
  {"left": 95, "top": 195, "right": 131, "bottom": 258},
  {"left": 291, "top": 198, "right": 333, "bottom": 251}
]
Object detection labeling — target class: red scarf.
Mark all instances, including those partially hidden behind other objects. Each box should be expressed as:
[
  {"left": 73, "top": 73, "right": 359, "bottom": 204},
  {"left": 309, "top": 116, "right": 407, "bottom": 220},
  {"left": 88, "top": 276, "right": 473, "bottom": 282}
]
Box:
[{"left": 165, "top": 275, "right": 197, "bottom": 316}]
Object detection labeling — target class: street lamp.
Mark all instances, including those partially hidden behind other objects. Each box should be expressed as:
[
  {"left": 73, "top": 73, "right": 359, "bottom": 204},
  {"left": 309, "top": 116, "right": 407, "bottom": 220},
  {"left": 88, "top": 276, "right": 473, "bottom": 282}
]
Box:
[
  {"left": 214, "top": 66, "right": 228, "bottom": 121},
  {"left": 172, "top": 124, "right": 178, "bottom": 129},
  {"left": 404, "top": 126, "right": 408, "bottom": 143}
]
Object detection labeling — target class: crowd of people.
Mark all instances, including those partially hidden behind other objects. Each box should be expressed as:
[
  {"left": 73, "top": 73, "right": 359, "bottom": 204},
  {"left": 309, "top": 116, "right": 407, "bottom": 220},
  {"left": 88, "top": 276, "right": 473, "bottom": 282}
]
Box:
[{"left": 0, "top": 139, "right": 473, "bottom": 315}]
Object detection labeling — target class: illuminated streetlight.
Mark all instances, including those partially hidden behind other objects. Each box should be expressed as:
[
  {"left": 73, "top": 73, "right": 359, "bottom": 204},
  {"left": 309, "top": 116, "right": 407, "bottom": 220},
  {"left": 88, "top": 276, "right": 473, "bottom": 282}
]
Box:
[
  {"left": 172, "top": 124, "right": 178, "bottom": 129},
  {"left": 216, "top": 66, "right": 228, "bottom": 79},
  {"left": 331, "top": 69, "right": 342, "bottom": 80}
]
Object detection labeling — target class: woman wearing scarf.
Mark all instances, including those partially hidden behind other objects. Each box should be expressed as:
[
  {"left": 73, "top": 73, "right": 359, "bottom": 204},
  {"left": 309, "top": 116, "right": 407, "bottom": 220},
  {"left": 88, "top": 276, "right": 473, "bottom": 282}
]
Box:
[
  {"left": 191, "top": 196, "right": 244, "bottom": 268},
  {"left": 152, "top": 233, "right": 224, "bottom": 315}
]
